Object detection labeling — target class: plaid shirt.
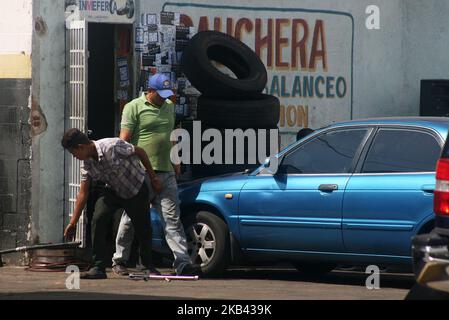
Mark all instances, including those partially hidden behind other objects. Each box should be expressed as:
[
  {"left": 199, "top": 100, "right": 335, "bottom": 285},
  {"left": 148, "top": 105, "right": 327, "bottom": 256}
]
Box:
[{"left": 81, "top": 138, "right": 146, "bottom": 199}]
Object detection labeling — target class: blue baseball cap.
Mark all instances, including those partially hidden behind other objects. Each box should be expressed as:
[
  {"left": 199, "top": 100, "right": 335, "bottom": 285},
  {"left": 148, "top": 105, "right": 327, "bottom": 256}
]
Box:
[{"left": 148, "top": 74, "right": 174, "bottom": 98}]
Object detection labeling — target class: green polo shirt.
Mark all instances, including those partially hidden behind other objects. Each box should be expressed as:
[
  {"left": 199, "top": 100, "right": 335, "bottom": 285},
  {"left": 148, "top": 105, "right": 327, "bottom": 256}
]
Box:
[{"left": 121, "top": 93, "right": 175, "bottom": 172}]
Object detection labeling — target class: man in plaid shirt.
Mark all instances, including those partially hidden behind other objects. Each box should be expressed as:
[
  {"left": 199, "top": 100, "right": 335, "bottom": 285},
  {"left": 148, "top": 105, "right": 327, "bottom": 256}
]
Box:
[{"left": 62, "top": 128, "right": 162, "bottom": 279}]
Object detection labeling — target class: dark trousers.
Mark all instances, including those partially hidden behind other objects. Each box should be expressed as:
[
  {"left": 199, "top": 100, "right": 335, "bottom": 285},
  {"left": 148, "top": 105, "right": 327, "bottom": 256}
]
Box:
[{"left": 91, "top": 182, "right": 152, "bottom": 271}]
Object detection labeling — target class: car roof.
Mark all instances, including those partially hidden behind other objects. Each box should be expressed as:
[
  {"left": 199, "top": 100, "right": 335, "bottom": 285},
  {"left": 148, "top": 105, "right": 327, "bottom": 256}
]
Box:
[
  {"left": 326, "top": 117, "right": 449, "bottom": 138},
  {"left": 276, "top": 117, "right": 449, "bottom": 160}
]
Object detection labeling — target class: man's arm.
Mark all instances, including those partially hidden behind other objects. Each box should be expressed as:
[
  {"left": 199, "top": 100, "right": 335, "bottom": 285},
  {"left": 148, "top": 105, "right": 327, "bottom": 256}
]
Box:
[
  {"left": 120, "top": 128, "right": 132, "bottom": 143},
  {"left": 134, "top": 146, "right": 157, "bottom": 179},
  {"left": 64, "top": 178, "right": 90, "bottom": 238},
  {"left": 172, "top": 140, "right": 181, "bottom": 177},
  {"left": 134, "top": 146, "right": 162, "bottom": 194},
  {"left": 121, "top": 128, "right": 156, "bottom": 178},
  {"left": 120, "top": 128, "right": 162, "bottom": 194}
]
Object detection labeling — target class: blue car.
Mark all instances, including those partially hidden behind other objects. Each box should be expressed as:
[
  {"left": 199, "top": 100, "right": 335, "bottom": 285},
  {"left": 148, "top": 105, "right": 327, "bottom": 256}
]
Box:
[{"left": 151, "top": 117, "right": 449, "bottom": 277}]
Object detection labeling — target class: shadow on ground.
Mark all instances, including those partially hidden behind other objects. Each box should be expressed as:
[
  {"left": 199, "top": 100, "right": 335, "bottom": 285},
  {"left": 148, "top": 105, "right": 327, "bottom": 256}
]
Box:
[
  {"left": 220, "top": 267, "right": 415, "bottom": 290},
  {"left": 0, "top": 291, "right": 196, "bottom": 300}
]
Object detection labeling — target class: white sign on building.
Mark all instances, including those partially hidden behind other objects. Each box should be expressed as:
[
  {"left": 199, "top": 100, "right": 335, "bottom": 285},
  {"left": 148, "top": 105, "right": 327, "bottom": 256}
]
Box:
[
  {"left": 162, "top": 2, "right": 354, "bottom": 147},
  {"left": 65, "top": 0, "right": 136, "bottom": 23}
]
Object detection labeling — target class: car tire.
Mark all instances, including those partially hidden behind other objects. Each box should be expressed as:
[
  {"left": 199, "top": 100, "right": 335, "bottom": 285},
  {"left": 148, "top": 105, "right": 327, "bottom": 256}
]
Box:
[
  {"left": 182, "top": 31, "right": 268, "bottom": 99},
  {"left": 405, "top": 283, "right": 449, "bottom": 300},
  {"left": 197, "top": 94, "right": 280, "bottom": 129},
  {"left": 291, "top": 262, "right": 336, "bottom": 277},
  {"left": 183, "top": 211, "right": 230, "bottom": 277}
]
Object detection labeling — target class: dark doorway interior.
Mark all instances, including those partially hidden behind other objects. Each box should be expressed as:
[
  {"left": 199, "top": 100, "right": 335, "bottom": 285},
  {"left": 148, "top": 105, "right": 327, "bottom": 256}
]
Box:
[
  {"left": 88, "top": 23, "right": 116, "bottom": 140},
  {"left": 85, "top": 23, "right": 119, "bottom": 264}
]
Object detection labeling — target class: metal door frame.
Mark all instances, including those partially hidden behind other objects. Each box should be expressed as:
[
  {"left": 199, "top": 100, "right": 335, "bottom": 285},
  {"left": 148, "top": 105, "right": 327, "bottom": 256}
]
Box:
[{"left": 65, "top": 19, "right": 88, "bottom": 248}]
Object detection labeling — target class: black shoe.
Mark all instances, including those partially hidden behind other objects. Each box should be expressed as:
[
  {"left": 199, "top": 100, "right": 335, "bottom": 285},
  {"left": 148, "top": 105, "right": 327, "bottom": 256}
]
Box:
[
  {"left": 179, "top": 264, "right": 203, "bottom": 277},
  {"left": 112, "top": 264, "right": 129, "bottom": 276},
  {"left": 142, "top": 266, "right": 161, "bottom": 276},
  {"left": 80, "top": 267, "right": 107, "bottom": 280}
]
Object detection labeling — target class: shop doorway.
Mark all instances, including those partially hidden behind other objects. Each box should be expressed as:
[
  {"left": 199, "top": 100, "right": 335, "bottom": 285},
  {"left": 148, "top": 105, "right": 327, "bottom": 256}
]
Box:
[
  {"left": 88, "top": 22, "right": 133, "bottom": 139},
  {"left": 87, "top": 23, "right": 116, "bottom": 140},
  {"left": 65, "top": 20, "right": 133, "bottom": 248}
]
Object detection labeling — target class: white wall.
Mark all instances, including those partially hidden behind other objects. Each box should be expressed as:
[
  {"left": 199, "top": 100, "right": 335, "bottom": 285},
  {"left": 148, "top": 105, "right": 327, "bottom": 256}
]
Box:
[
  {"left": 138, "top": 0, "right": 449, "bottom": 146},
  {"left": 403, "top": 1, "right": 449, "bottom": 119},
  {"left": 0, "top": 0, "right": 33, "bottom": 53}
]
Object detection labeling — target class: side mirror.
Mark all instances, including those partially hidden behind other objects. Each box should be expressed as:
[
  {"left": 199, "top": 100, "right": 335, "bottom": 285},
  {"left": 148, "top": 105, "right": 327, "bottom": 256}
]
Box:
[
  {"left": 263, "top": 158, "right": 271, "bottom": 168},
  {"left": 260, "top": 157, "right": 281, "bottom": 175}
]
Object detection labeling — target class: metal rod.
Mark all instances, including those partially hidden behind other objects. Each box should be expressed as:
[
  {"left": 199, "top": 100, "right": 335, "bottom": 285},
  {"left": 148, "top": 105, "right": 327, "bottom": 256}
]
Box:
[
  {"left": 0, "top": 242, "right": 81, "bottom": 255},
  {"left": 129, "top": 273, "right": 199, "bottom": 281}
]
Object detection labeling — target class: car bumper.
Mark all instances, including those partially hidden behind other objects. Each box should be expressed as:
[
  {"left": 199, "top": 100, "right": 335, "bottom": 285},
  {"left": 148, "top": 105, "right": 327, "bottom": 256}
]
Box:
[
  {"left": 412, "top": 232, "right": 449, "bottom": 293},
  {"left": 436, "top": 215, "right": 449, "bottom": 236}
]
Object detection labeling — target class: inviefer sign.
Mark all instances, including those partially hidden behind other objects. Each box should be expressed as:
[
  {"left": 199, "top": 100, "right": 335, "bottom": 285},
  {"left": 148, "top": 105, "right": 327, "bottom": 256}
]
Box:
[{"left": 65, "top": 0, "right": 136, "bottom": 23}]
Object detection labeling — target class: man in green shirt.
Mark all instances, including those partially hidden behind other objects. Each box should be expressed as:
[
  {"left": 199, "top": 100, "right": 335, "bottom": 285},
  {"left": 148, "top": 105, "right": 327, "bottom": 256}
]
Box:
[{"left": 112, "top": 74, "right": 201, "bottom": 276}]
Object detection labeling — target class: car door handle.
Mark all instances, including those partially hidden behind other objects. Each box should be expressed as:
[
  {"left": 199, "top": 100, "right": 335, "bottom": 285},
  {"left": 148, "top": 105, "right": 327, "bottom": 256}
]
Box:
[
  {"left": 318, "top": 184, "right": 339, "bottom": 192},
  {"left": 421, "top": 184, "right": 435, "bottom": 194}
]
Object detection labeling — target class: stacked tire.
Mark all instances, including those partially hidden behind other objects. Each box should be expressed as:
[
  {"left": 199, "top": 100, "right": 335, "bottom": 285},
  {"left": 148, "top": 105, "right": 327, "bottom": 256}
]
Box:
[{"left": 182, "top": 31, "right": 280, "bottom": 178}]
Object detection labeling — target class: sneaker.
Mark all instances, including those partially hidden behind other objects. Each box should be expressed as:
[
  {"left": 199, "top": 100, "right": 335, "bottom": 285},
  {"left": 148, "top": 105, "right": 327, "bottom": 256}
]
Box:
[
  {"left": 80, "top": 267, "right": 107, "bottom": 280},
  {"left": 112, "top": 264, "right": 129, "bottom": 276},
  {"left": 179, "top": 264, "right": 203, "bottom": 277}
]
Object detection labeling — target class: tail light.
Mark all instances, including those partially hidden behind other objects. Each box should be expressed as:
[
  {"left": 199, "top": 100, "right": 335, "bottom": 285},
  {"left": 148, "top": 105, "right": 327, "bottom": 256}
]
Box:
[{"left": 434, "top": 158, "right": 449, "bottom": 216}]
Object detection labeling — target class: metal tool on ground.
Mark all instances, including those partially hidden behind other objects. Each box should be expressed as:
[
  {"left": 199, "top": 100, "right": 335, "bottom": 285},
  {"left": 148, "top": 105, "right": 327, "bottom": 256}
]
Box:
[
  {"left": 129, "top": 273, "right": 199, "bottom": 282},
  {"left": 0, "top": 242, "right": 81, "bottom": 268}
]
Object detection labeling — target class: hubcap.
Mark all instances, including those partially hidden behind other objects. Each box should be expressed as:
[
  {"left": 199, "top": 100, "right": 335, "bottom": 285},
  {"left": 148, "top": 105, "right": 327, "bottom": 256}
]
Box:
[{"left": 186, "top": 223, "right": 217, "bottom": 267}]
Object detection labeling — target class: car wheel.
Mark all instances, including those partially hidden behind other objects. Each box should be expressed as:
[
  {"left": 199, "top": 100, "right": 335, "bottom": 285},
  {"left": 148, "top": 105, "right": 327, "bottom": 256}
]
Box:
[
  {"left": 405, "top": 283, "right": 449, "bottom": 300},
  {"left": 182, "top": 31, "right": 267, "bottom": 99},
  {"left": 292, "top": 262, "right": 336, "bottom": 277},
  {"left": 184, "top": 211, "right": 230, "bottom": 277},
  {"left": 197, "top": 94, "right": 280, "bottom": 129}
]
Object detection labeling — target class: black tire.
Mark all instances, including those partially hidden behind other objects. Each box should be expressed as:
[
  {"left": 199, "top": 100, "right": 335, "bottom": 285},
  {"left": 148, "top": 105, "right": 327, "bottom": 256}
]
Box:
[
  {"left": 182, "top": 31, "right": 267, "bottom": 99},
  {"left": 405, "top": 283, "right": 449, "bottom": 300},
  {"left": 178, "top": 120, "right": 279, "bottom": 179},
  {"left": 198, "top": 94, "right": 280, "bottom": 129},
  {"left": 292, "top": 262, "right": 336, "bottom": 278},
  {"left": 183, "top": 211, "right": 230, "bottom": 277}
]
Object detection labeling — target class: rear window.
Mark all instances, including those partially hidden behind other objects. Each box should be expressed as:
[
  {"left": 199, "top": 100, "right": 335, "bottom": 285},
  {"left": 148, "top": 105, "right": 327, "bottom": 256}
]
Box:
[{"left": 362, "top": 129, "right": 441, "bottom": 173}]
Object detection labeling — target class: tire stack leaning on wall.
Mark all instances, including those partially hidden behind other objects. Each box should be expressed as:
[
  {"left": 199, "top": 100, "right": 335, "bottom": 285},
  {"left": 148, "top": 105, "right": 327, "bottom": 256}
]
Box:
[{"left": 182, "top": 31, "right": 280, "bottom": 178}]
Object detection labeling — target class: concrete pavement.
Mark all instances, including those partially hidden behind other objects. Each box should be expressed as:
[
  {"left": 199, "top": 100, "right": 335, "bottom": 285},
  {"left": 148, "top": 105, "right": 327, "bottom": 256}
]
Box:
[{"left": 0, "top": 266, "right": 413, "bottom": 300}]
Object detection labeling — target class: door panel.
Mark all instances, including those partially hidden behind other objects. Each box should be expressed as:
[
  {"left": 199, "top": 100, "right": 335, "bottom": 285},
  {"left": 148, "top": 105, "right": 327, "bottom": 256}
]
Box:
[
  {"left": 239, "top": 128, "right": 372, "bottom": 254},
  {"left": 343, "top": 128, "right": 441, "bottom": 257},
  {"left": 343, "top": 173, "right": 435, "bottom": 256},
  {"left": 240, "top": 175, "right": 349, "bottom": 252}
]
